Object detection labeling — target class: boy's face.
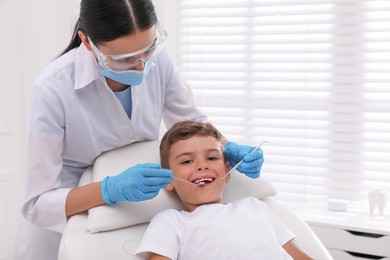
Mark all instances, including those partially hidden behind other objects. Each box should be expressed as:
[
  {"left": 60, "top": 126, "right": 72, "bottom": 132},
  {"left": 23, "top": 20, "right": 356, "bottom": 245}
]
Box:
[{"left": 165, "top": 135, "right": 230, "bottom": 212}]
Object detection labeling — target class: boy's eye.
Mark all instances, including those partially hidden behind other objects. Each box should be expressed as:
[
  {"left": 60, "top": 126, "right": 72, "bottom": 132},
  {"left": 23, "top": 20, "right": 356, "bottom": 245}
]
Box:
[
  {"left": 208, "top": 156, "right": 220, "bottom": 161},
  {"left": 181, "top": 160, "right": 193, "bottom": 164}
]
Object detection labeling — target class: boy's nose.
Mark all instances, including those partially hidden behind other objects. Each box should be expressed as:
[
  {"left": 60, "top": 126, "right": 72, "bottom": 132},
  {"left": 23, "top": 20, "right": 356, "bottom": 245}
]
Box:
[{"left": 196, "top": 161, "right": 209, "bottom": 171}]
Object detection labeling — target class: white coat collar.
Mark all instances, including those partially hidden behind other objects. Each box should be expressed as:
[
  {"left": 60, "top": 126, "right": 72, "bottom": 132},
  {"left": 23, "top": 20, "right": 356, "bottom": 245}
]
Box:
[{"left": 74, "top": 43, "right": 102, "bottom": 90}]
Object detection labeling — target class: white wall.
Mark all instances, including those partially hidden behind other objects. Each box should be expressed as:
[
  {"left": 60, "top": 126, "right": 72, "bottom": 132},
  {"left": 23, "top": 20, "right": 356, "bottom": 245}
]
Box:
[
  {"left": 153, "top": 0, "right": 177, "bottom": 56},
  {"left": 0, "top": 1, "right": 79, "bottom": 259},
  {"left": 0, "top": 3, "right": 22, "bottom": 259}
]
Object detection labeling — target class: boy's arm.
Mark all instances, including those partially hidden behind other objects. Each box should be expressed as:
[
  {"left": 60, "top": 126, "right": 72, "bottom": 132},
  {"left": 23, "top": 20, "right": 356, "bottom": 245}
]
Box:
[
  {"left": 150, "top": 252, "right": 170, "bottom": 260},
  {"left": 283, "top": 240, "right": 314, "bottom": 260}
]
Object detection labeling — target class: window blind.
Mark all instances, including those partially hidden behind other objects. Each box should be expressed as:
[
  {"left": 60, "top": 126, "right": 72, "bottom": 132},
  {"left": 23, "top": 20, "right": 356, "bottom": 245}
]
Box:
[{"left": 173, "top": 0, "right": 390, "bottom": 208}]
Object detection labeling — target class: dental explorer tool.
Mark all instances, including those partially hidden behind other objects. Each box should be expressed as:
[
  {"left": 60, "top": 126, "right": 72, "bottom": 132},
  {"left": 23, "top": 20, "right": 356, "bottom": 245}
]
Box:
[
  {"left": 172, "top": 176, "right": 205, "bottom": 186},
  {"left": 220, "top": 141, "right": 268, "bottom": 180}
]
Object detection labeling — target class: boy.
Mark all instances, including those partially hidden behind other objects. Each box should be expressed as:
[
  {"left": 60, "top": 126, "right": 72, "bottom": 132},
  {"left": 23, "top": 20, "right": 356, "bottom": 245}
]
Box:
[{"left": 135, "top": 120, "right": 313, "bottom": 259}]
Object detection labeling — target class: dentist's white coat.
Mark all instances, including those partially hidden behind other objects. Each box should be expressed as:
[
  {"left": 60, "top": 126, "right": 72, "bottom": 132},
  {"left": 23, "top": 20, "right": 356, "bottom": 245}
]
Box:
[{"left": 15, "top": 44, "right": 206, "bottom": 260}]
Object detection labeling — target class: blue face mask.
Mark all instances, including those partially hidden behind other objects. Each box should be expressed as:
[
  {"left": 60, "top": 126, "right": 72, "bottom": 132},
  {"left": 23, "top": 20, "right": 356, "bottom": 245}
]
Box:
[{"left": 99, "top": 61, "right": 154, "bottom": 86}]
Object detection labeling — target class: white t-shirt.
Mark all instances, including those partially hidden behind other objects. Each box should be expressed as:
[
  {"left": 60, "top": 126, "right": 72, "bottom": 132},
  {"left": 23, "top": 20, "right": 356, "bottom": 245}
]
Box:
[{"left": 136, "top": 197, "right": 295, "bottom": 260}]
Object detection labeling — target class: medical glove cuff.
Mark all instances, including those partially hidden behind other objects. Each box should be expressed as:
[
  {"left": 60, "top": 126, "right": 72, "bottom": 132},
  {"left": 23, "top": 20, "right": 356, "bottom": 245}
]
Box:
[
  {"left": 224, "top": 142, "right": 239, "bottom": 163},
  {"left": 101, "top": 176, "right": 116, "bottom": 206}
]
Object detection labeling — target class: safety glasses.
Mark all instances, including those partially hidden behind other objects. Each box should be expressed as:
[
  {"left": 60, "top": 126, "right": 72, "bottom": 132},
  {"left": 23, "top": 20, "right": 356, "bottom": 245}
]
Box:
[{"left": 88, "top": 21, "right": 168, "bottom": 71}]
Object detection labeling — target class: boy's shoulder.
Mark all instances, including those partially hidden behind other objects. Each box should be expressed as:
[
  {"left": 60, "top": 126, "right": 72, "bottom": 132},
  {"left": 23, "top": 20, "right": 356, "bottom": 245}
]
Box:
[
  {"left": 153, "top": 208, "right": 180, "bottom": 218},
  {"left": 150, "top": 208, "right": 183, "bottom": 223},
  {"left": 228, "top": 197, "right": 276, "bottom": 219},
  {"left": 230, "top": 196, "right": 267, "bottom": 206}
]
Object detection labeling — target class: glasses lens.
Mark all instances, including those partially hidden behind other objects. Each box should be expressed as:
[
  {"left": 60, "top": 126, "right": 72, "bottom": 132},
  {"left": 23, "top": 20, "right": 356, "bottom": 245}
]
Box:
[
  {"left": 107, "top": 46, "right": 155, "bottom": 71},
  {"left": 107, "top": 23, "right": 167, "bottom": 71},
  {"left": 89, "top": 22, "right": 168, "bottom": 71}
]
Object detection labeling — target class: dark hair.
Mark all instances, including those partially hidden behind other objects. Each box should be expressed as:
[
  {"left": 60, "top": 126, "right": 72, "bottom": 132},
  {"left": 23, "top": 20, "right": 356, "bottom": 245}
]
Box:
[
  {"left": 160, "top": 120, "right": 224, "bottom": 169},
  {"left": 60, "top": 0, "right": 157, "bottom": 56}
]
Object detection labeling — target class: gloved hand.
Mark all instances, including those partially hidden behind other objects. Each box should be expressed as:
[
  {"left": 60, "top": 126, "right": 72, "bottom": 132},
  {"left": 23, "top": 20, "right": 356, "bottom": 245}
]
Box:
[
  {"left": 101, "top": 163, "right": 173, "bottom": 205},
  {"left": 224, "top": 142, "right": 264, "bottom": 179}
]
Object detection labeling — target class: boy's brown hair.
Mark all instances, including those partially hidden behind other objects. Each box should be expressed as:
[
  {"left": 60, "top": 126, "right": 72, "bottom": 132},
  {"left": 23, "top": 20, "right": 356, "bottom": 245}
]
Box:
[{"left": 160, "top": 120, "right": 224, "bottom": 169}]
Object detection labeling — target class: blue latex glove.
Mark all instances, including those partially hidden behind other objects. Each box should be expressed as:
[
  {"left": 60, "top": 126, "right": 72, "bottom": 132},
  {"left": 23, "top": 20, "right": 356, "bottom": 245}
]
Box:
[
  {"left": 101, "top": 163, "right": 173, "bottom": 205},
  {"left": 224, "top": 142, "right": 264, "bottom": 178}
]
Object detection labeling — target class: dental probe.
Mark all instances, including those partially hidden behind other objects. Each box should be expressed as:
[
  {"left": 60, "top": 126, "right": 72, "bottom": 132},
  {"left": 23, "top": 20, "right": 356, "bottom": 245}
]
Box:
[
  {"left": 220, "top": 141, "right": 268, "bottom": 180},
  {"left": 172, "top": 176, "right": 205, "bottom": 186}
]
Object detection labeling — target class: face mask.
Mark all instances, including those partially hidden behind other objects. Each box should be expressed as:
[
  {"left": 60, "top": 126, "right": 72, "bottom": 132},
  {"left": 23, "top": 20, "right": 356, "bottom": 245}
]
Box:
[{"left": 99, "top": 61, "right": 154, "bottom": 86}]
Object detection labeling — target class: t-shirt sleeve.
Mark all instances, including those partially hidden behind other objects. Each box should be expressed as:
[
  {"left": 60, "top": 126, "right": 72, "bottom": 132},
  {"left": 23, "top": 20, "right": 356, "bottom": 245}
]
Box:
[
  {"left": 135, "top": 210, "right": 180, "bottom": 260},
  {"left": 258, "top": 200, "right": 296, "bottom": 246}
]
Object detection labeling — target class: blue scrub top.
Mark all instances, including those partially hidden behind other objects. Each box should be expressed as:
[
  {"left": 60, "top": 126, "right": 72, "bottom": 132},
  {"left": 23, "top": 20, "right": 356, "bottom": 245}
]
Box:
[{"left": 114, "top": 86, "right": 132, "bottom": 119}]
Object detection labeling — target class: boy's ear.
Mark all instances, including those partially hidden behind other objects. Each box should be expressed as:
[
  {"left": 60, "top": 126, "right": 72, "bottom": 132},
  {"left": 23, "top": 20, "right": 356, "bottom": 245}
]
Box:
[
  {"left": 164, "top": 182, "right": 174, "bottom": 191},
  {"left": 224, "top": 161, "right": 231, "bottom": 183}
]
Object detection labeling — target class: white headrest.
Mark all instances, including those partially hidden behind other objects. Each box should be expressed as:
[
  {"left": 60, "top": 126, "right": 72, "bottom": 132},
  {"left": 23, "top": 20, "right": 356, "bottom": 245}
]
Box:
[{"left": 82, "top": 140, "right": 276, "bottom": 233}]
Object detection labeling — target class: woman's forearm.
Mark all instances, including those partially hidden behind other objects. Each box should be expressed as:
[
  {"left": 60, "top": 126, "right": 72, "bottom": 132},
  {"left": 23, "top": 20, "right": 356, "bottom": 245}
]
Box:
[{"left": 65, "top": 182, "right": 106, "bottom": 217}]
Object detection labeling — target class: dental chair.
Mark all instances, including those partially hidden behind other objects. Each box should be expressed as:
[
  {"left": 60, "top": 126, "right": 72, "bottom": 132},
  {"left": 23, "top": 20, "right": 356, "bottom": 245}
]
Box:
[{"left": 59, "top": 140, "right": 333, "bottom": 260}]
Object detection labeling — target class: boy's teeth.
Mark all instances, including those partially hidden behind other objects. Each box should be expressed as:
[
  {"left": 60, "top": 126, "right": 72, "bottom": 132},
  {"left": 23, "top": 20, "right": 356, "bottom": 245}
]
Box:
[{"left": 193, "top": 178, "right": 214, "bottom": 184}]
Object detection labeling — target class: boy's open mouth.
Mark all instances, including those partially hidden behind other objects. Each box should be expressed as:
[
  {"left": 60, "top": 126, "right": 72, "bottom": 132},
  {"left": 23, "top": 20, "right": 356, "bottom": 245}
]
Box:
[{"left": 192, "top": 177, "right": 215, "bottom": 185}]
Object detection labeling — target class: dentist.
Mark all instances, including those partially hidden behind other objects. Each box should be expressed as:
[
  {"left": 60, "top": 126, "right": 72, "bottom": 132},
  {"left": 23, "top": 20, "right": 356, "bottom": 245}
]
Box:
[{"left": 16, "top": 0, "right": 264, "bottom": 259}]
